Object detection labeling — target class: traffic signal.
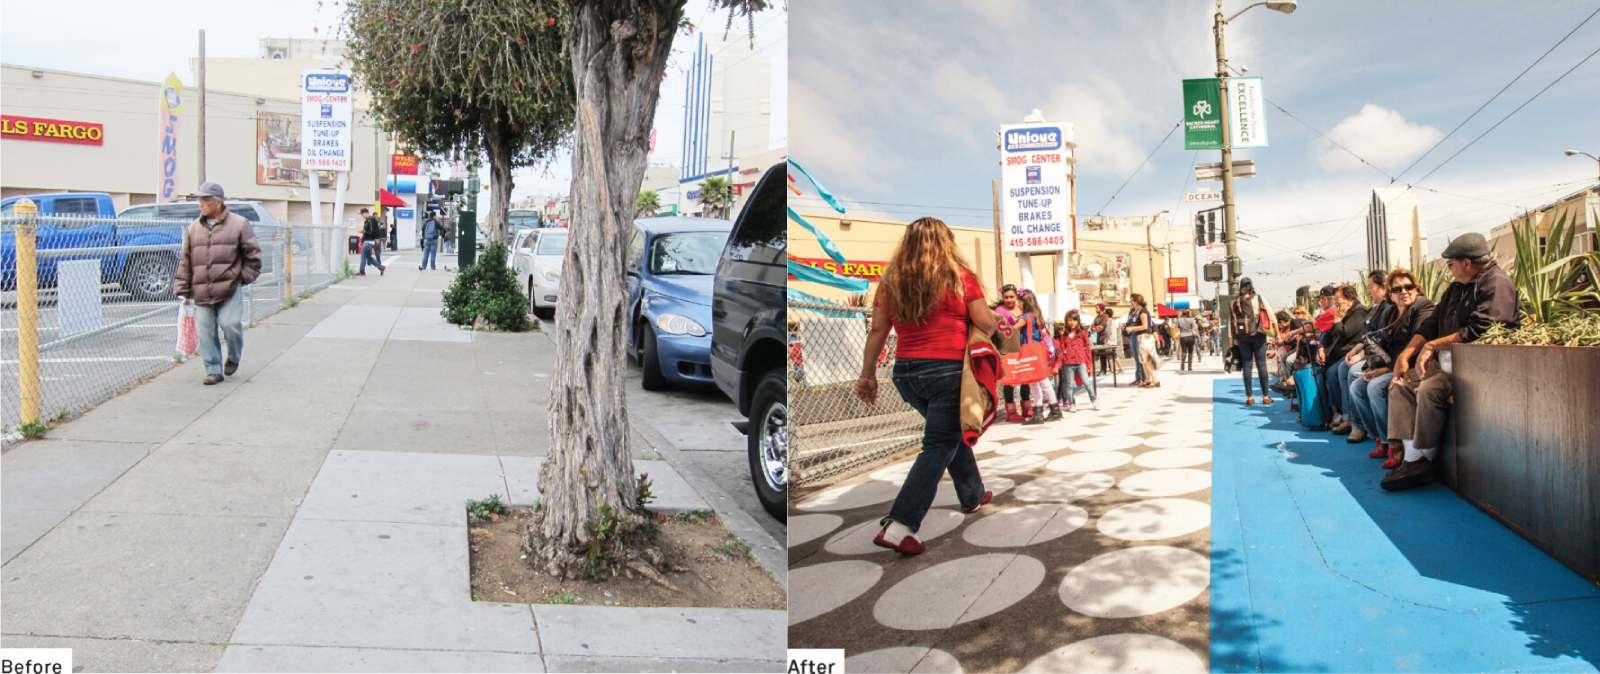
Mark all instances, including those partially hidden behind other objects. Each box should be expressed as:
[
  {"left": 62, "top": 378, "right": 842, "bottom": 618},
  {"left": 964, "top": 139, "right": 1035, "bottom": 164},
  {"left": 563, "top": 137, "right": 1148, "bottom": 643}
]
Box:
[
  {"left": 1206, "top": 210, "right": 1218, "bottom": 244},
  {"left": 1195, "top": 213, "right": 1207, "bottom": 246}
]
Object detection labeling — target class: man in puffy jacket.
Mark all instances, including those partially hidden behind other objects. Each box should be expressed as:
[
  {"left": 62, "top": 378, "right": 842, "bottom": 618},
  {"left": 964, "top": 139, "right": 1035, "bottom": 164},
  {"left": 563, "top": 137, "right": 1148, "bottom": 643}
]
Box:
[{"left": 174, "top": 182, "right": 262, "bottom": 385}]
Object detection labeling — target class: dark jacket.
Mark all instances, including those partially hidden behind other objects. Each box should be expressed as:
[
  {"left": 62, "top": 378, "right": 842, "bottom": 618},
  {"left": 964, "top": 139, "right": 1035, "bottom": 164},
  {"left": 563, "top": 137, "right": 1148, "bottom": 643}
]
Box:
[
  {"left": 1420, "top": 262, "right": 1520, "bottom": 343},
  {"left": 175, "top": 209, "right": 262, "bottom": 306},
  {"left": 1363, "top": 299, "right": 1397, "bottom": 336},
  {"left": 1381, "top": 297, "right": 1436, "bottom": 367},
  {"left": 362, "top": 216, "right": 385, "bottom": 241},
  {"left": 1323, "top": 302, "right": 1369, "bottom": 360}
]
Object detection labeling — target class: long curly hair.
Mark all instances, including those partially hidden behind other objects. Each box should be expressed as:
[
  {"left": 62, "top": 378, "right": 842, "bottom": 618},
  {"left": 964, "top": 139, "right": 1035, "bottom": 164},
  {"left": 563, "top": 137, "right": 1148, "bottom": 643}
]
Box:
[{"left": 879, "top": 217, "right": 982, "bottom": 324}]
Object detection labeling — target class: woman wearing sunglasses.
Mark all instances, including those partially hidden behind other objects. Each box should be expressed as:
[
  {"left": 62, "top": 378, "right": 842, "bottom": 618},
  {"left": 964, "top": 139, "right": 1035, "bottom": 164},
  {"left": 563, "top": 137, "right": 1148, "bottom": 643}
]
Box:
[{"left": 1347, "top": 269, "right": 1434, "bottom": 469}]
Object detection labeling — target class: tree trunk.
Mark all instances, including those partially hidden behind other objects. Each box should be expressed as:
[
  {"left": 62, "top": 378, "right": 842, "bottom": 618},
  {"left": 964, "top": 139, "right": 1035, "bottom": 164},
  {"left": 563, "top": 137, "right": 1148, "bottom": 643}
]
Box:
[
  {"left": 484, "top": 111, "right": 515, "bottom": 249},
  {"left": 532, "top": 0, "right": 683, "bottom": 579}
]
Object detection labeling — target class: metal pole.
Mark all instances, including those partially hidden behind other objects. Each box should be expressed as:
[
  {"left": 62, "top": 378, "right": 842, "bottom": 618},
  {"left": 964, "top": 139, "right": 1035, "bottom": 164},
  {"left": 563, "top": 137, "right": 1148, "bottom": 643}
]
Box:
[
  {"left": 1146, "top": 218, "right": 1158, "bottom": 306},
  {"left": 991, "top": 179, "right": 1005, "bottom": 291},
  {"left": 727, "top": 130, "right": 736, "bottom": 217},
  {"left": 198, "top": 29, "right": 207, "bottom": 184},
  {"left": 1215, "top": 1, "right": 1240, "bottom": 297},
  {"left": 14, "top": 199, "right": 41, "bottom": 425}
]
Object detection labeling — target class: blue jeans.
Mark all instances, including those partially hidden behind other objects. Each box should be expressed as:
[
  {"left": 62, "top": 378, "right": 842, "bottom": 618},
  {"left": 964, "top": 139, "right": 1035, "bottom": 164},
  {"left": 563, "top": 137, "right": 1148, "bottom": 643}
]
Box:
[
  {"left": 1131, "top": 333, "right": 1145, "bottom": 383},
  {"left": 360, "top": 241, "right": 385, "bottom": 273},
  {"left": 1237, "top": 334, "right": 1269, "bottom": 397},
  {"left": 194, "top": 286, "right": 245, "bottom": 376},
  {"left": 884, "top": 358, "right": 986, "bottom": 532},
  {"left": 420, "top": 238, "right": 438, "bottom": 270},
  {"left": 1348, "top": 362, "right": 1393, "bottom": 438},
  {"left": 1324, "top": 357, "right": 1352, "bottom": 418},
  {"left": 1061, "top": 363, "right": 1097, "bottom": 404}
]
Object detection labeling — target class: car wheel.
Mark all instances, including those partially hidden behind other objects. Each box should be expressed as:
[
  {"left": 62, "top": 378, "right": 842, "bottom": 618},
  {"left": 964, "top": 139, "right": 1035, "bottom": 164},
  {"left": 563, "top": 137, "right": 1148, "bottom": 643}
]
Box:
[
  {"left": 121, "top": 253, "right": 177, "bottom": 301},
  {"left": 640, "top": 323, "right": 668, "bottom": 391},
  {"left": 748, "top": 368, "right": 788, "bottom": 521},
  {"left": 535, "top": 307, "right": 555, "bottom": 321}
]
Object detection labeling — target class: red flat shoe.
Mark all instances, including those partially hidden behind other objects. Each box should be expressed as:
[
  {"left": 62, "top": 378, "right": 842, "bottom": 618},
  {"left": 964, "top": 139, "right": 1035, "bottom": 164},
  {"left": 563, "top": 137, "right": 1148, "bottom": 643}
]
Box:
[
  {"left": 1369, "top": 440, "right": 1388, "bottom": 459},
  {"left": 962, "top": 490, "right": 994, "bottom": 514},
  {"left": 1381, "top": 444, "right": 1403, "bottom": 469},
  {"left": 873, "top": 528, "right": 925, "bottom": 556}
]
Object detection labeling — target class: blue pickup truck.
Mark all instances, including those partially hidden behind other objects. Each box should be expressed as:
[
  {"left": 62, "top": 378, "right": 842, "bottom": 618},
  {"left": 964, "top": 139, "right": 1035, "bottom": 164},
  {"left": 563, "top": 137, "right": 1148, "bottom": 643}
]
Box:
[{"left": 1, "top": 192, "right": 186, "bottom": 301}]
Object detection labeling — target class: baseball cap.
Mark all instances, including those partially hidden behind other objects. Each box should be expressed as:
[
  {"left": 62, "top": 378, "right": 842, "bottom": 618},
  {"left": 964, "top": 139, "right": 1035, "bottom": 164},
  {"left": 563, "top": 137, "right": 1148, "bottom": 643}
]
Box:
[{"left": 189, "top": 181, "right": 226, "bottom": 200}]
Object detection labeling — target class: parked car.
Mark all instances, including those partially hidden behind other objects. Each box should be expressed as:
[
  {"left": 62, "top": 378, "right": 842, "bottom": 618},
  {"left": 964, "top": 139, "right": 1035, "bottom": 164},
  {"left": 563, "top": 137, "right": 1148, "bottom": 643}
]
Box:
[
  {"left": 512, "top": 227, "right": 567, "bottom": 320},
  {"left": 710, "top": 163, "right": 787, "bottom": 521},
  {"left": 1, "top": 191, "right": 184, "bottom": 300},
  {"left": 120, "top": 199, "right": 301, "bottom": 273},
  {"left": 624, "top": 217, "right": 733, "bottom": 391}
]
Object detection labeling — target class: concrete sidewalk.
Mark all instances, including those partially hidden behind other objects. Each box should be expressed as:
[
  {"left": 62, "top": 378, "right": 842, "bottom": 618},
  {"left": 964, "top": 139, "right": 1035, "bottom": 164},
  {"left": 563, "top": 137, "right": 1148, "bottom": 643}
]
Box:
[
  {"left": 1, "top": 261, "right": 784, "bottom": 672},
  {"left": 789, "top": 357, "right": 1224, "bottom": 674}
]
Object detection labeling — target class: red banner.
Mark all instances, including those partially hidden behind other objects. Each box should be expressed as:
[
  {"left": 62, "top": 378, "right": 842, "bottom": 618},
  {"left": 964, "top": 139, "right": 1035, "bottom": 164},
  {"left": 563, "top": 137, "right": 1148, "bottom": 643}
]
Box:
[
  {"left": 1167, "top": 277, "right": 1189, "bottom": 294},
  {"left": 390, "top": 153, "right": 419, "bottom": 175},
  {"left": 786, "top": 256, "right": 888, "bottom": 281},
  {"left": 2, "top": 115, "right": 104, "bottom": 146}
]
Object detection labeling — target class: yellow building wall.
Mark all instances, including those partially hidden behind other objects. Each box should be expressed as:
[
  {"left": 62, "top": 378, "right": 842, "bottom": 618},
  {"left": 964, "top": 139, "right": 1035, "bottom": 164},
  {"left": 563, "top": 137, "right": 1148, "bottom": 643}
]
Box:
[{"left": 789, "top": 213, "right": 1172, "bottom": 311}]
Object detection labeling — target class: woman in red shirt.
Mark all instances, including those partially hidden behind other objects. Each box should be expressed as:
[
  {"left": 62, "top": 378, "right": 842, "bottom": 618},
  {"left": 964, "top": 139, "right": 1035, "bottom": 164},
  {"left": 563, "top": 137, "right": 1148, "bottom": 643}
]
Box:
[
  {"left": 1057, "top": 310, "right": 1098, "bottom": 411},
  {"left": 856, "top": 217, "right": 1001, "bottom": 556}
]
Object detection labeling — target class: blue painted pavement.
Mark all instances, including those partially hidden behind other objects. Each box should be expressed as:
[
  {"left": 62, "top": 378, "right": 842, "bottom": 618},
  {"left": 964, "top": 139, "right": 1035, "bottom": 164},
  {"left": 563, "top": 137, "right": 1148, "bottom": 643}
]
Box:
[{"left": 1209, "top": 378, "right": 1600, "bottom": 673}]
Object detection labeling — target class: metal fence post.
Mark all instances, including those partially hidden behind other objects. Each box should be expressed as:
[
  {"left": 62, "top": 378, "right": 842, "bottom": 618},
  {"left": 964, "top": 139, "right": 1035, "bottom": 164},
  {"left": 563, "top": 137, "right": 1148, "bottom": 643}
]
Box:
[
  {"left": 13, "top": 199, "right": 41, "bottom": 425},
  {"left": 284, "top": 223, "right": 295, "bottom": 303}
]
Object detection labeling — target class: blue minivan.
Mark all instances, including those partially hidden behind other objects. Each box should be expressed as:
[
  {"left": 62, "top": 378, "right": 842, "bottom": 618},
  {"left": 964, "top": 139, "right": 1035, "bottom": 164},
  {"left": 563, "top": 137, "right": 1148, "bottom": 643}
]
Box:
[{"left": 624, "top": 217, "right": 735, "bottom": 390}]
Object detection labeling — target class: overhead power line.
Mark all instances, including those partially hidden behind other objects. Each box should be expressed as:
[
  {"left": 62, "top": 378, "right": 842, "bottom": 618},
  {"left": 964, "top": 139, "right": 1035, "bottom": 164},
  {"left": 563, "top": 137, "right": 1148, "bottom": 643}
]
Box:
[{"left": 1092, "top": 120, "right": 1180, "bottom": 217}]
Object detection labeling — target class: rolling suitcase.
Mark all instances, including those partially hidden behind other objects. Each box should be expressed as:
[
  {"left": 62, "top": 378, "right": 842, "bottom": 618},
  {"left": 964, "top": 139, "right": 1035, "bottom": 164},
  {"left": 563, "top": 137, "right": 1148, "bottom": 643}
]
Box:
[{"left": 1293, "top": 365, "right": 1325, "bottom": 429}]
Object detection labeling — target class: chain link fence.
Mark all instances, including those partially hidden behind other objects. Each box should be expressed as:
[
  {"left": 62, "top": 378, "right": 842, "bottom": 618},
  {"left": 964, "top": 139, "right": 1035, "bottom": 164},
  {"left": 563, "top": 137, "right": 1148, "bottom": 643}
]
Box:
[
  {"left": 789, "top": 301, "right": 925, "bottom": 488},
  {"left": 2, "top": 215, "right": 346, "bottom": 441}
]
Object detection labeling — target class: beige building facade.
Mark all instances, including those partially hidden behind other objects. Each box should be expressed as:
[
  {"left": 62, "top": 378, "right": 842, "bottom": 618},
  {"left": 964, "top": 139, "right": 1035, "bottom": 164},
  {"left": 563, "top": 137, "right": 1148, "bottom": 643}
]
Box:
[
  {"left": 1, "top": 63, "right": 382, "bottom": 228},
  {"left": 1487, "top": 184, "right": 1600, "bottom": 263},
  {"left": 788, "top": 212, "right": 1190, "bottom": 317}
]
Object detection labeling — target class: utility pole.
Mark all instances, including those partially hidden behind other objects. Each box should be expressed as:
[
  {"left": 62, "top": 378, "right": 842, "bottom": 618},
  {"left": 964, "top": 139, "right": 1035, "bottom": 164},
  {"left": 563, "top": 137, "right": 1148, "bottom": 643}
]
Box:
[
  {"left": 1214, "top": 0, "right": 1239, "bottom": 297},
  {"left": 991, "top": 179, "right": 1005, "bottom": 292},
  {"left": 725, "top": 130, "right": 736, "bottom": 218},
  {"left": 197, "top": 30, "right": 207, "bottom": 183}
]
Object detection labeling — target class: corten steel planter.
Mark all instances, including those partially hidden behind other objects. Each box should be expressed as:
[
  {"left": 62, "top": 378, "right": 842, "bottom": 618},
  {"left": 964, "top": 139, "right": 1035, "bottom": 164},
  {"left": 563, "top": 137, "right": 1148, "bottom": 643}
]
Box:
[{"left": 1449, "top": 342, "right": 1600, "bottom": 586}]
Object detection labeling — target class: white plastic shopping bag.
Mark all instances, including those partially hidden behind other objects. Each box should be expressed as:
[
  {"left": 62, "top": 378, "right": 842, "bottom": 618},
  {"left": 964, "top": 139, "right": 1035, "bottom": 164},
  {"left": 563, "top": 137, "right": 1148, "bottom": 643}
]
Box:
[{"left": 176, "top": 301, "right": 198, "bottom": 357}]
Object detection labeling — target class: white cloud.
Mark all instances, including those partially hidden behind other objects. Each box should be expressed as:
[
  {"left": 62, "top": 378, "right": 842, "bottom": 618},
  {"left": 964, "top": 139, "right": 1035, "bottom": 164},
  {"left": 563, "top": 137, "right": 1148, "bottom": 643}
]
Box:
[
  {"left": 1043, "top": 76, "right": 1166, "bottom": 177},
  {"left": 1315, "top": 104, "right": 1443, "bottom": 173}
]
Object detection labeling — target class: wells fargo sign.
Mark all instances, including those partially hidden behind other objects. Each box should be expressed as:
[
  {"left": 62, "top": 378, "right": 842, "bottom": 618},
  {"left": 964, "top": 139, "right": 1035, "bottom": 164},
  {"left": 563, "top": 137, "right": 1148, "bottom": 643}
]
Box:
[
  {"left": 391, "top": 153, "right": 419, "bottom": 175},
  {"left": 787, "top": 256, "right": 888, "bottom": 281},
  {"left": 2, "top": 115, "right": 104, "bottom": 145}
]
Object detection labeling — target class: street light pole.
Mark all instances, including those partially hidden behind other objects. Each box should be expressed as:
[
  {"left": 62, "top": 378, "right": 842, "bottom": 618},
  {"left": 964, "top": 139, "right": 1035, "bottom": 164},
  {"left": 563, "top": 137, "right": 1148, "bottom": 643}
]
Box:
[
  {"left": 1145, "top": 209, "right": 1170, "bottom": 306},
  {"left": 1214, "top": 0, "right": 1239, "bottom": 298},
  {"left": 1214, "top": 0, "right": 1296, "bottom": 297},
  {"left": 1565, "top": 149, "right": 1600, "bottom": 183}
]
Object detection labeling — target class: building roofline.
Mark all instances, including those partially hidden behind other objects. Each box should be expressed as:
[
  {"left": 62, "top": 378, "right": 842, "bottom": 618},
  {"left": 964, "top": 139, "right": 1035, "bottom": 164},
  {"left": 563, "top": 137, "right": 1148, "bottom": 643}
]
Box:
[{"left": 2, "top": 62, "right": 333, "bottom": 106}]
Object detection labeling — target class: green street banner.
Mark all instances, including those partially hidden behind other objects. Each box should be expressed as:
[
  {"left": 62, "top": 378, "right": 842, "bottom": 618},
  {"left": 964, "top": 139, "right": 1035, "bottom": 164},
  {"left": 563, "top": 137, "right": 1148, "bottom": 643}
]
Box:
[{"left": 1183, "top": 78, "right": 1222, "bottom": 150}]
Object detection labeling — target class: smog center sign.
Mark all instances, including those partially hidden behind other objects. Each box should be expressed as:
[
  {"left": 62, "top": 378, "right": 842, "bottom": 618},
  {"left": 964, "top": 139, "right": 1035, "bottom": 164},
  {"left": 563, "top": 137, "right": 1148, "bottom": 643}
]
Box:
[
  {"left": 1000, "top": 123, "right": 1072, "bottom": 254},
  {"left": 300, "top": 70, "right": 353, "bottom": 171}
]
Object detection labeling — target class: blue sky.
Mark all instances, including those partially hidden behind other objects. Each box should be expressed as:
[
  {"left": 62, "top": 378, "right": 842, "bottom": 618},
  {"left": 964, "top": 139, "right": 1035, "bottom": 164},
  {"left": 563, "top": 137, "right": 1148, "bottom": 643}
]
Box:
[{"left": 790, "top": 1, "right": 1600, "bottom": 305}]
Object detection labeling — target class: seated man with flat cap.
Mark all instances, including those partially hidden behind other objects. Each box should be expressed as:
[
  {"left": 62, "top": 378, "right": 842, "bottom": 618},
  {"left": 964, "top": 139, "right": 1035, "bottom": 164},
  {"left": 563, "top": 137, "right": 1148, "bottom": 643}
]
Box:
[{"left": 1383, "top": 232, "right": 1519, "bottom": 491}]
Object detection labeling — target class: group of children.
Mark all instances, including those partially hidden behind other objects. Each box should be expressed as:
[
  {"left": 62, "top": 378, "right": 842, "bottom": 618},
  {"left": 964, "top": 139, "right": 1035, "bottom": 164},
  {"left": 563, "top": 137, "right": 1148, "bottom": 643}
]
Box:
[{"left": 992, "top": 284, "right": 1101, "bottom": 425}]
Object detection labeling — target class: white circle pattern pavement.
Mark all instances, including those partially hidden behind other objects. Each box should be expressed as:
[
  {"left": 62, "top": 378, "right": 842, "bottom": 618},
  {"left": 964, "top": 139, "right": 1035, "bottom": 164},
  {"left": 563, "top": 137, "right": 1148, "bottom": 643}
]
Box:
[
  {"left": 977, "top": 454, "right": 1048, "bottom": 474},
  {"left": 796, "top": 479, "right": 901, "bottom": 512},
  {"left": 825, "top": 509, "right": 964, "bottom": 556},
  {"left": 1013, "top": 473, "right": 1116, "bottom": 503},
  {"left": 790, "top": 560, "right": 883, "bottom": 625},
  {"left": 846, "top": 647, "right": 963, "bottom": 674},
  {"left": 789, "top": 513, "right": 844, "bottom": 546},
  {"left": 1047, "top": 452, "right": 1132, "bottom": 473},
  {"left": 874, "top": 554, "right": 1046, "bottom": 630},
  {"left": 1069, "top": 434, "right": 1144, "bottom": 453},
  {"left": 1134, "top": 448, "right": 1213, "bottom": 469},
  {"left": 931, "top": 476, "right": 1016, "bottom": 508},
  {"left": 1152, "top": 421, "right": 1212, "bottom": 436},
  {"left": 1019, "top": 634, "right": 1206, "bottom": 674},
  {"left": 962, "top": 503, "right": 1089, "bottom": 548},
  {"left": 994, "top": 437, "right": 1072, "bottom": 456},
  {"left": 1120, "top": 468, "right": 1212, "bottom": 497},
  {"left": 1146, "top": 432, "right": 1213, "bottom": 449},
  {"left": 1097, "top": 498, "right": 1211, "bottom": 542},
  {"left": 1058, "top": 546, "right": 1210, "bottom": 618},
  {"left": 869, "top": 460, "right": 919, "bottom": 484}
]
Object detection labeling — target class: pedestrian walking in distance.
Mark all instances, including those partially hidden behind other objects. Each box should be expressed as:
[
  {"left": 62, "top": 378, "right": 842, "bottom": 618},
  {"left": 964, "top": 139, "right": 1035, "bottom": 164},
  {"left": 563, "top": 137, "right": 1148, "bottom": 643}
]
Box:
[
  {"left": 1126, "top": 293, "right": 1159, "bottom": 387},
  {"left": 857, "top": 217, "right": 999, "bottom": 556},
  {"left": 1177, "top": 310, "right": 1199, "bottom": 371},
  {"left": 173, "top": 181, "right": 262, "bottom": 386},
  {"left": 359, "top": 208, "right": 387, "bottom": 276},
  {"left": 418, "top": 212, "right": 443, "bottom": 271}
]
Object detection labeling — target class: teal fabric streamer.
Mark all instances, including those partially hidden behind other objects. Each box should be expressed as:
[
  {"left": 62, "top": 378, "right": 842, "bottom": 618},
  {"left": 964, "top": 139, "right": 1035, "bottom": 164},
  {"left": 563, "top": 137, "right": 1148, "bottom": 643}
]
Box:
[
  {"left": 786, "top": 288, "right": 862, "bottom": 318},
  {"left": 788, "top": 258, "right": 870, "bottom": 293},
  {"left": 787, "top": 158, "right": 847, "bottom": 214},
  {"left": 788, "top": 206, "right": 849, "bottom": 266}
]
